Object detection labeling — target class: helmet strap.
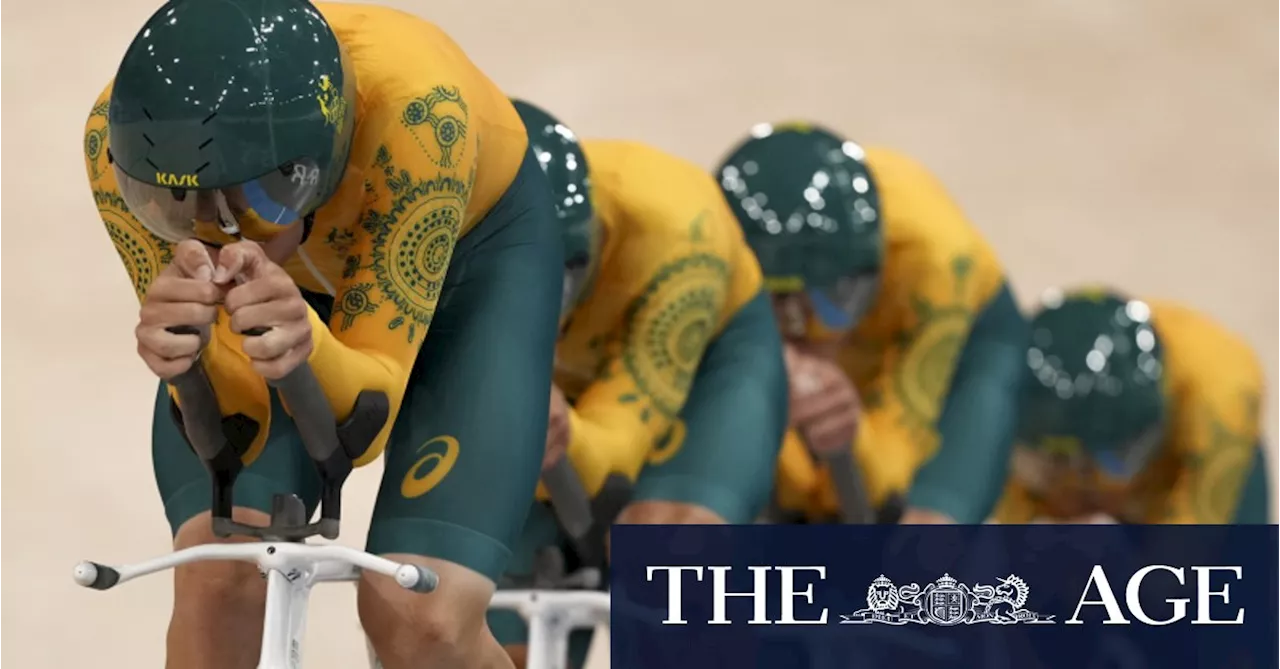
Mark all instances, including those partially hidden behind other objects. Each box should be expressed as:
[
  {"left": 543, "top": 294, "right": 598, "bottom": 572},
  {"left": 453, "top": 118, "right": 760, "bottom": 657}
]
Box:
[
  {"left": 300, "top": 212, "right": 316, "bottom": 244},
  {"left": 213, "top": 191, "right": 242, "bottom": 237}
]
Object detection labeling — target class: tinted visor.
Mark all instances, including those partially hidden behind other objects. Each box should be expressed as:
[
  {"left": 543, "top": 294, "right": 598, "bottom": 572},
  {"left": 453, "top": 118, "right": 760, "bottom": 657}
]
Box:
[
  {"left": 1018, "top": 427, "right": 1163, "bottom": 483},
  {"left": 805, "top": 274, "right": 880, "bottom": 331},
  {"left": 114, "top": 159, "right": 326, "bottom": 243},
  {"left": 1089, "top": 426, "right": 1163, "bottom": 480}
]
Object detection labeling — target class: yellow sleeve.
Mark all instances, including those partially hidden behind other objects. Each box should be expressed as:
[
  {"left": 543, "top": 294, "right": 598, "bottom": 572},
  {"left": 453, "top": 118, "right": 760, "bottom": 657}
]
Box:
[
  {"left": 774, "top": 429, "right": 820, "bottom": 513},
  {"left": 84, "top": 90, "right": 169, "bottom": 303},
  {"left": 84, "top": 87, "right": 275, "bottom": 460},
  {"left": 563, "top": 216, "right": 735, "bottom": 493},
  {"left": 991, "top": 479, "right": 1043, "bottom": 524},
  {"left": 859, "top": 148, "right": 1000, "bottom": 465},
  {"left": 1153, "top": 359, "right": 1264, "bottom": 524},
  {"left": 850, "top": 258, "right": 982, "bottom": 491},
  {"left": 305, "top": 88, "right": 476, "bottom": 465}
]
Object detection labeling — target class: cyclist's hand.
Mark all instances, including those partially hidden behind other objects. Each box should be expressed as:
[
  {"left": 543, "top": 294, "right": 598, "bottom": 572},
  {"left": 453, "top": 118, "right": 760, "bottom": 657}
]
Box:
[
  {"left": 217, "top": 241, "right": 313, "bottom": 380},
  {"left": 784, "top": 342, "right": 860, "bottom": 457},
  {"left": 543, "top": 384, "right": 571, "bottom": 471},
  {"left": 136, "top": 239, "right": 220, "bottom": 379}
]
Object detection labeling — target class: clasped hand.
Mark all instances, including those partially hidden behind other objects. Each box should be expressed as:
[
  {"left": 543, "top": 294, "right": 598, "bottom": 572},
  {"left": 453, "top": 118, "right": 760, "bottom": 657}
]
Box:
[{"left": 135, "top": 239, "right": 313, "bottom": 380}]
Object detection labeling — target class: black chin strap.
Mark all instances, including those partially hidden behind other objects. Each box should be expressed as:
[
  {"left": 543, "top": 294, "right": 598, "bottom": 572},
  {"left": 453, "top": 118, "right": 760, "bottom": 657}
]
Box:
[{"left": 300, "top": 212, "right": 317, "bottom": 244}]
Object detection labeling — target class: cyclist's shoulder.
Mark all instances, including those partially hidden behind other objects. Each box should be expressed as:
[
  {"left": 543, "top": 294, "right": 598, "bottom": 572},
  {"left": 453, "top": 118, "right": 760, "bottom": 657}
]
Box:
[
  {"left": 321, "top": 3, "right": 505, "bottom": 116},
  {"left": 868, "top": 146, "right": 1003, "bottom": 301},
  {"left": 84, "top": 80, "right": 122, "bottom": 201},
  {"left": 1152, "top": 299, "right": 1263, "bottom": 402},
  {"left": 587, "top": 139, "right": 733, "bottom": 244},
  {"left": 323, "top": 3, "right": 524, "bottom": 206}
]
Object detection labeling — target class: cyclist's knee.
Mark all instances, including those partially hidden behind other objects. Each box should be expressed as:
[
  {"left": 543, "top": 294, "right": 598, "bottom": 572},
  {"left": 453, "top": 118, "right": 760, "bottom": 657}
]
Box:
[
  {"left": 618, "top": 499, "right": 727, "bottom": 525},
  {"left": 359, "top": 555, "right": 495, "bottom": 664},
  {"left": 504, "top": 644, "right": 528, "bottom": 669},
  {"left": 171, "top": 508, "right": 270, "bottom": 607}
]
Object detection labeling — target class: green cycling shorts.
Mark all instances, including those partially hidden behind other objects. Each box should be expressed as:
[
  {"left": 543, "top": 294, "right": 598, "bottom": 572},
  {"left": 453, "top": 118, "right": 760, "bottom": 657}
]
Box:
[
  {"left": 1231, "top": 444, "right": 1272, "bottom": 524},
  {"left": 908, "top": 280, "right": 1030, "bottom": 523}
]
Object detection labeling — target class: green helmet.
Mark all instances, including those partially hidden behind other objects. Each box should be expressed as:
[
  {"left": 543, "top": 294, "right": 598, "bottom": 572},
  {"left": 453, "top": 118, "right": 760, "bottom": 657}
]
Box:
[
  {"left": 108, "top": 0, "right": 356, "bottom": 244},
  {"left": 716, "top": 122, "right": 882, "bottom": 331},
  {"left": 1019, "top": 287, "right": 1167, "bottom": 479},
  {"left": 510, "top": 98, "right": 600, "bottom": 317}
]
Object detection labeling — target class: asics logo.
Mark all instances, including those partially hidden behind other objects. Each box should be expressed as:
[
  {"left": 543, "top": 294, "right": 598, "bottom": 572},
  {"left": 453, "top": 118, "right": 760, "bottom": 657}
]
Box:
[{"left": 400, "top": 435, "right": 460, "bottom": 499}]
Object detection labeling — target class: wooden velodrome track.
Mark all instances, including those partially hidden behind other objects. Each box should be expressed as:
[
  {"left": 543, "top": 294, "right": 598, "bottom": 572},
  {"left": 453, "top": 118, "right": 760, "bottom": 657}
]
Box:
[{"left": 2, "top": 0, "right": 1275, "bottom": 666}]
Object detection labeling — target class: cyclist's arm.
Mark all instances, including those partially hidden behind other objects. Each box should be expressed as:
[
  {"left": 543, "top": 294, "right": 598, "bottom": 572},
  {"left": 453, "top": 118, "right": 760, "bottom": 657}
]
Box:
[
  {"left": 303, "top": 93, "right": 478, "bottom": 465},
  {"left": 84, "top": 90, "right": 276, "bottom": 459},
  {"left": 1152, "top": 363, "right": 1264, "bottom": 524},
  {"left": 564, "top": 235, "right": 734, "bottom": 495},
  {"left": 774, "top": 428, "right": 824, "bottom": 515}
]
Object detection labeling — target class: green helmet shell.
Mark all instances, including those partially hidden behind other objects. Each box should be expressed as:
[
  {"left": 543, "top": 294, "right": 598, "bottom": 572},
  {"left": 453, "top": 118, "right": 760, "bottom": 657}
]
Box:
[
  {"left": 716, "top": 122, "right": 882, "bottom": 294},
  {"left": 1020, "top": 287, "right": 1167, "bottom": 476},
  {"left": 510, "top": 99, "right": 600, "bottom": 316},
  {"left": 108, "top": 0, "right": 355, "bottom": 200},
  {"left": 510, "top": 99, "right": 596, "bottom": 267}
]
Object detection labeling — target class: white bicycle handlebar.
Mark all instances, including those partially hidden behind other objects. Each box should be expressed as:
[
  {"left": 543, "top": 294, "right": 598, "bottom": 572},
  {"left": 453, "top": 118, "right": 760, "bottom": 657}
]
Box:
[
  {"left": 75, "top": 541, "right": 438, "bottom": 669},
  {"left": 74, "top": 541, "right": 437, "bottom": 593}
]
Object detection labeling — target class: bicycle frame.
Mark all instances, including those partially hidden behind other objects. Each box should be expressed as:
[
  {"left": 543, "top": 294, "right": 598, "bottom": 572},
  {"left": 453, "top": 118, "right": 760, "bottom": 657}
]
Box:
[
  {"left": 489, "top": 590, "right": 612, "bottom": 669},
  {"left": 74, "top": 541, "right": 435, "bottom": 669}
]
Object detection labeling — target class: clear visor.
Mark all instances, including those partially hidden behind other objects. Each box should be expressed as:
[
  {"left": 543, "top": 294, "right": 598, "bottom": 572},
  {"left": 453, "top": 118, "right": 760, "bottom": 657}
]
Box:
[
  {"left": 1016, "top": 426, "right": 1163, "bottom": 486},
  {"left": 772, "top": 274, "right": 880, "bottom": 337},
  {"left": 113, "top": 159, "right": 325, "bottom": 243},
  {"left": 805, "top": 274, "right": 880, "bottom": 331},
  {"left": 1090, "top": 426, "right": 1163, "bottom": 480}
]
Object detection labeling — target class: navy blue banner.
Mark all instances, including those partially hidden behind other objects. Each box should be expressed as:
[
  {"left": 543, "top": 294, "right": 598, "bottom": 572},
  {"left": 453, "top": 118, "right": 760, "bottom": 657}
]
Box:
[{"left": 610, "top": 525, "right": 1278, "bottom": 669}]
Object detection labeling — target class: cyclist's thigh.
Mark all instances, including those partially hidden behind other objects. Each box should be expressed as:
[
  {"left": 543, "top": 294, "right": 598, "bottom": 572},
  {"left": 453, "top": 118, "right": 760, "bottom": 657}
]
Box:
[
  {"left": 911, "top": 280, "right": 1028, "bottom": 523},
  {"left": 365, "top": 147, "right": 563, "bottom": 582},
  {"left": 633, "top": 289, "right": 789, "bottom": 523},
  {"left": 152, "top": 382, "right": 321, "bottom": 535},
  {"left": 1230, "top": 444, "right": 1271, "bottom": 524}
]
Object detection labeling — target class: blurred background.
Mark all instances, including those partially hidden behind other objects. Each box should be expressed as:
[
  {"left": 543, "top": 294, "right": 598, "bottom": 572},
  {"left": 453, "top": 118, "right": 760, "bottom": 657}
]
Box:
[{"left": 2, "top": 0, "right": 1275, "bottom": 666}]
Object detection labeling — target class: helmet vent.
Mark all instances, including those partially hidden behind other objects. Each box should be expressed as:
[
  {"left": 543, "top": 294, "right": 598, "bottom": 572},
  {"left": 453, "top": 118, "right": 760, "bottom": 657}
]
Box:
[
  {"left": 142, "top": 107, "right": 154, "bottom": 121},
  {"left": 201, "top": 111, "right": 218, "bottom": 125}
]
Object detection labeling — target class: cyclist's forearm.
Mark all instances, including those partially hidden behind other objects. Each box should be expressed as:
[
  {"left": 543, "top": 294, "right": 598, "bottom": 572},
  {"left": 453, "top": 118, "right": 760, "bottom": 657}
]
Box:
[
  {"left": 566, "top": 405, "right": 651, "bottom": 494},
  {"left": 300, "top": 309, "right": 412, "bottom": 464}
]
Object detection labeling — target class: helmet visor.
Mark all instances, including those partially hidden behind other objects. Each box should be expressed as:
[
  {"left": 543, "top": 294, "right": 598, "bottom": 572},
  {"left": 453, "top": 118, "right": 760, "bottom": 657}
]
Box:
[
  {"left": 1089, "top": 426, "right": 1163, "bottom": 480},
  {"left": 1017, "top": 427, "right": 1163, "bottom": 484},
  {"left": 804, "top": 274, "right": 880, "bottom": 331},
  {"left": 114, "top": 159, "right": 326, "bottom": 244}
]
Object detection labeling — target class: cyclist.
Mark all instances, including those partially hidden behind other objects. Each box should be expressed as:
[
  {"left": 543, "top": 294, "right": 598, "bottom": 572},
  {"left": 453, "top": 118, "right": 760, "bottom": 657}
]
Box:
[
  {"left": 83, "top": 1, "right": 561, "bottom": 667},
  {"left": 715, "top": 122, "right": 1029, "bottom": 526},
  {"left": 488, "top": 100, "right": 789, "bottom": 668},
  {"left": 993, "top": 287, "right": 1271, "bottom": 524}
]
